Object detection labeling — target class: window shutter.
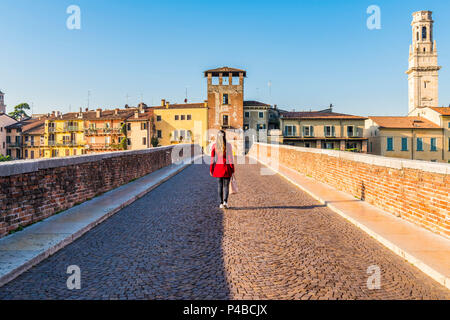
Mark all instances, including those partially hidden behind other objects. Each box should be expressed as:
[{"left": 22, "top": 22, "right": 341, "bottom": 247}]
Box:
[
  {"left": 332, "top": 126, "right": 335, "bottom": 137},
  {"left": 310, "top": 126, "right": 314, "bottom": 137}
]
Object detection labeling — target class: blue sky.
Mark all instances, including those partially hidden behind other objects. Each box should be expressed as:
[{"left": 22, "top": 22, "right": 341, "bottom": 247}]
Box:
[{"left": 0, "top": 0, "right": 449, "bottom": 117}]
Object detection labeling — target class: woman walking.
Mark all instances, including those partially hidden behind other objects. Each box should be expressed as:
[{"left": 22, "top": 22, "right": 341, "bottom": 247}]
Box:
[{"left": 210, "top": 130, "right": 235, "bottom": 209}]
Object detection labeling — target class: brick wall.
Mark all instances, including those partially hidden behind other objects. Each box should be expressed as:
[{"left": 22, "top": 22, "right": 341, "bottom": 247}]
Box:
[
  {"left": 250, "top": 143, "right": 450, "bottom": 239},
  {"left": 0, "top": 145, "right": 196, "bottom": 238}
]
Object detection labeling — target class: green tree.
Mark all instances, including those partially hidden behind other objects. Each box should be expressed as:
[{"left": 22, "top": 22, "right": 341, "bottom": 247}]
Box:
[
  {"left": 151, "top": 136, "right": 159, "bottom": 148},
  {"left": 0, "top": 155, "right": 12, "bottom": 162},
  {"left": 9, "top": 103, "right": 30, "bottom": 120}
]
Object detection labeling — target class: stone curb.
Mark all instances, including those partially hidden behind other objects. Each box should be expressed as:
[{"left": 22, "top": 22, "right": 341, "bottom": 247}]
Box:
[
  {"left": 249, "top": 155, "right": 450, "bottom": 291},
  {"left": 0, "top": 155, "right": 202, "bottom": 288}
]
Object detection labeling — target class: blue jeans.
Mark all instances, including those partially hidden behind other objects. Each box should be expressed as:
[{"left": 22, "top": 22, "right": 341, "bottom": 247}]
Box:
[{"left": 217, "top": 178, "right": 231, "bottom": 204}]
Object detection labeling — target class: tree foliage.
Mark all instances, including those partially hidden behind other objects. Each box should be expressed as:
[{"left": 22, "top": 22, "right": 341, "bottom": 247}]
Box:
[
  {"left": 151, "top": 137, "right": 159, "bottom": 148},
  {"left": 9, "top": 103, "right": 30, "bottom": 120},
  {"left": 0, "top": 155, "right": 12, "bottom": 162}
]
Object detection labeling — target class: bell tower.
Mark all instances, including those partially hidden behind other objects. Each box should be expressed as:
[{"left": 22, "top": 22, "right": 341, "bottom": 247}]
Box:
[
  {"left": 406, "top": 11, "right": 441, "bottom": 114},
  {"left": 204, "top": 67, "right": 246, "bottom": 130},
  {"left": 0, "top": 91, "right": 6, "bottom": 114}
]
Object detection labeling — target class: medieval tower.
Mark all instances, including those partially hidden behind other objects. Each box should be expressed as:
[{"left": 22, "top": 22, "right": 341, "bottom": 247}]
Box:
[
  {"left": 204, "top": 67, "right": 245, "bottom": 131},
  {"left": 0, "top": 91, "right": 6, "bottom": 114},
  {"left": 407, "top": 11, "right": 441, "bottom": 114}
]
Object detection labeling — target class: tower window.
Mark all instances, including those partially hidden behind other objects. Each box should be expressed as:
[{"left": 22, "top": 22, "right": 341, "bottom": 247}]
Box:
[
  {"left": 422, "top": 26, "right": 427, "bottom": 40},
  {"left": 223, "top": 94, "right": 229, "bottom": 105},
  {"left": 222, "top": 115, "right": 229, "bottom": 127},
  {"left": 424, "top": 82, "right": 427, "bottom": 88}
]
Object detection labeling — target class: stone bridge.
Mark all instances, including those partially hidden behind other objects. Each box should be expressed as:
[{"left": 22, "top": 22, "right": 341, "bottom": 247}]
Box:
[{"left": 0, "top": 143, "right": 449, "bottom": 299}]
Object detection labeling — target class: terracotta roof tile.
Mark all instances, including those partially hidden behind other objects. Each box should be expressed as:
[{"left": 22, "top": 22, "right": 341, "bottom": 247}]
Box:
[
  {"left": 430, "top": 107, "right": 450, "bottom": 115},
  {"left": 150, "top": 103, "right": 207, "bottom": 110},
  {"left": 244, "top": 101, "right": 271, "bottom": 107},
  {"left": 281, "top": 111, "right": 367, "bottom": 120},
  {"left": 204, "top": 66, "right": 246, "bottom": 77},
  {"left": 369, "top": 116, "right": 441, "bottom": 129}
]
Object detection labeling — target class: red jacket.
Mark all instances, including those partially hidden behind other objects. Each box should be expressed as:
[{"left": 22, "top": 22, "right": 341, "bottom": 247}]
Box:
[{"left": 210, "top": 143, "right": 235, "bottom": 178}]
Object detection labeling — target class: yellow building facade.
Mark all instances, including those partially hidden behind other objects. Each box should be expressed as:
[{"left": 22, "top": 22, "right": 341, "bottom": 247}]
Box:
[
  {"left": 43, "top": 112, "right": 86, "bottom": 158},
  {"left": 365, "top": 117, "right": 445, "bottom": 162},
  {"left": 152, "top": 101, "right": 209, "bottom": 150}
]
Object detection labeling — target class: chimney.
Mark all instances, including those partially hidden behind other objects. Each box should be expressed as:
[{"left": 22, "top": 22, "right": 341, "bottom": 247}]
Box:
[
  {"left": 52, "top": 111, "right": 56, "bottom": 116},
  {"left": 85, "top": 108, "right": 89, "bottom": 112},
  {"left": 114, "top": 108, "right": 119, "bottom": 115},
  {"left": 96, "top": 108, "right": 102, "bottom": 118},
  {"left": 165, "top": 101, "right": 170, "bottom": 109},
  {"left": 161, "top": 99, "right": 166, "bottom": 107},
  {"left": 134, "top": 111, "right": 139, "bottom": 119}
]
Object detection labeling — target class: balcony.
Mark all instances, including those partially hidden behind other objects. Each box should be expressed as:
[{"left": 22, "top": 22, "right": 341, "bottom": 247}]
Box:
[
  {"left": 84, "top": 128, "right": 122, "bottom": 136},
  {"left": 63, "top": 126, "right": 81, "bottom": 132},
  {"left": 7, "top": 142, "right": 22, "bottom": 148},
  {"left": 46, "top": 141, "right": 85, "bottom": 147},
  {"left": 86, "top": 143, "right": 121, "bottom": 151}
]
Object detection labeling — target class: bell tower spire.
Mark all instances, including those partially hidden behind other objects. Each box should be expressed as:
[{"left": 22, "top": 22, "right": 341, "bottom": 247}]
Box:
[{"left": 406, "top": 11, "right": 441, "bottom": 114}]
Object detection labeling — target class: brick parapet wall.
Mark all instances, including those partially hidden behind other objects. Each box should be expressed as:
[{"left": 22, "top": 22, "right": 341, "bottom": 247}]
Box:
[
  {"left": 0, "top": 145, "right": 197, "bottom": 238},
  {"left": 249, "top": 143, "right": 450, "bottom": 239}
]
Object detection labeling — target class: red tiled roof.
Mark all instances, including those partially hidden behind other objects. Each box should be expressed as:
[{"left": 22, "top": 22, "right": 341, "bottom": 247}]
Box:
[
  {"left": 126, "top": 109, "right": 154, "bottom": 121},
  {"left": 61, "top": 109, "right": 135, "bottom": 121},
  {"left": 369, "top": 116, "right": 441, "bottom": 129},
  {"left": 204, "top": 66, "right": 246, "bottom": 77},
  {"left": 281, "top": 111, "right": 367, "bottom": 120},
  {"left": 430, "top": 107, "right": 450, "bottom": 115},
  {"left": 150, "top": 103, "right": 207, "bottom": 110},
  {"left": 23, "top": 120, "right": 45, "bottom": 135},
  {"left": 244, "top": 101, "right": 271, "bottom": 107}
]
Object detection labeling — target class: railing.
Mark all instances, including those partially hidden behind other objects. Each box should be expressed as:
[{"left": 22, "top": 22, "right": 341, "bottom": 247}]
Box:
[
  {"left": 86, "top": 143, "right": 121, "bottom": 150},
  {"left": 7, "top": 142, "right": 22, "bottom": 148},
  {"left": 46, "top": 141, "right": 85, "bottom": 147},
  {"left": 84, "top": 128, "right": 122, "bottom": 135},
  {"left": 63, "top": 126, "right": 81, "bottom": 132}
]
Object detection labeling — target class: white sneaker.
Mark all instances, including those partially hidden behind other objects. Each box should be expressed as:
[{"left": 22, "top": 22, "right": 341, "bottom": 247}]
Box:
[
  {"left": 223, "top": 202, "right": 228, "bottom": 209},
  {"left": 219, "top": 204, "right": 224, "bottom": 209}
]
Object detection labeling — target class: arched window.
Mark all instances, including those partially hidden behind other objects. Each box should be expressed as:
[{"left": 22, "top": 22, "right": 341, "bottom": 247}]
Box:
[{"left": 422, "top": 26, "right": 427, "bottom": 40}]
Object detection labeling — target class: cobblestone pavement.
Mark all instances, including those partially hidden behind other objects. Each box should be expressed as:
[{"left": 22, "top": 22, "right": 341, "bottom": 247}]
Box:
[{"left": 0, "top": 159, "right": 449, "bottom": 300}]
